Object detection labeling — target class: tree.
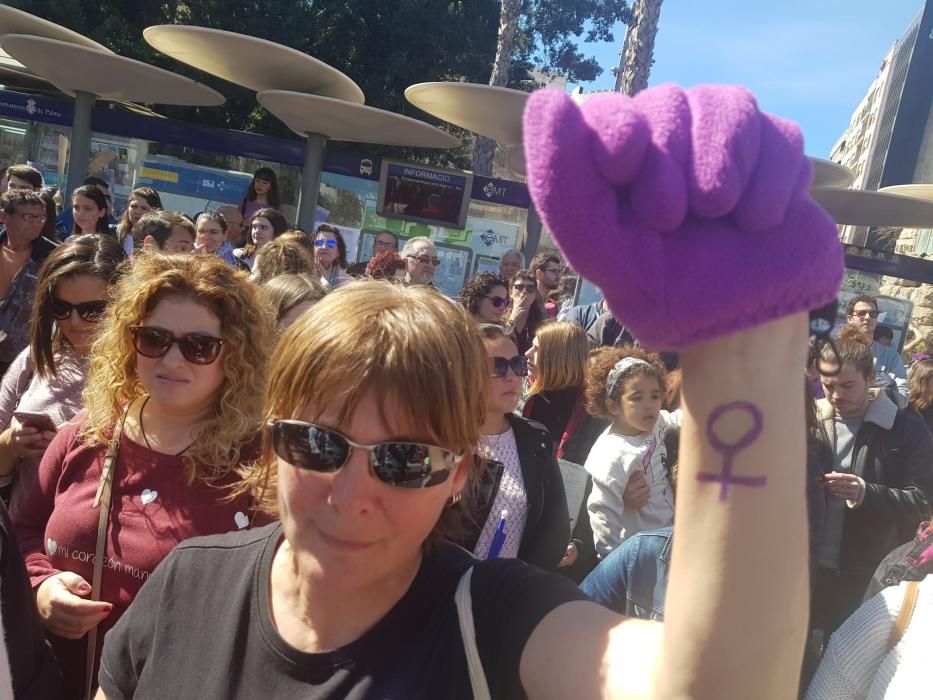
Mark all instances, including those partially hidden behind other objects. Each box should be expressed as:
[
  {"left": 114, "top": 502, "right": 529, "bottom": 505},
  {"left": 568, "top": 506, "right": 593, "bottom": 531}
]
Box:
[
  {"left": 471, "top": 0, "right": 632, "bottom": 176},
  {"left": 472, "top": 0, "right": 521, "bottom": 176},
  {"left": 615, "top": 0, "right": 663, "bottom": 96},
  {"left": 512, "top": 0, "right": 632, "bottom": 85},
  {"left": 10, "top": 0, "right": 501, "bottom": 168}
]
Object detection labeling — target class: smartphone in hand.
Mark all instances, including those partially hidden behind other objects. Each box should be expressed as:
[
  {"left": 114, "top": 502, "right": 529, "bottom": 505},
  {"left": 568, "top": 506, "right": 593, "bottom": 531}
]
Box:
[{"left": 12, "top": 411, "right": 58, "bottom": 433}]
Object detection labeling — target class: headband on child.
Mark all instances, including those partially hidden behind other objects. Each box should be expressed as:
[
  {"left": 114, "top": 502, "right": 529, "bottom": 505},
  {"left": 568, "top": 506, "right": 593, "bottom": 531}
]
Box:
[{"left": 606, "top": 357, "right": 652, "bottom": 397}]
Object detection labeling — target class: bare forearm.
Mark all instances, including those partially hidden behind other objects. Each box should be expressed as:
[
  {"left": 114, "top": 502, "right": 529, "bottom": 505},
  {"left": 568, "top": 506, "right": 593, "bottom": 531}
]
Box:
[
  {"left": 656, "top": 313, "right": 810, "bottom": 699},
  {"left": 0, "top": 428, "right": 19, "bottom": 477}
]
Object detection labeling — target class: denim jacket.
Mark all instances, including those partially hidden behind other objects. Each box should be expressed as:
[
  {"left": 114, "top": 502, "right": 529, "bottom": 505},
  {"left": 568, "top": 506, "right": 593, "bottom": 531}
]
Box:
[{"left": 580, "top": 526, "right": 673, "bottom": 620}]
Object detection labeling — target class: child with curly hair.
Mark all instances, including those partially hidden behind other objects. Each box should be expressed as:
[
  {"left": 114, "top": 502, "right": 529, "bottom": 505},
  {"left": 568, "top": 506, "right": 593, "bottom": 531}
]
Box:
[{"left": 584, "top": 346, "right": 678, "bottom": 558}]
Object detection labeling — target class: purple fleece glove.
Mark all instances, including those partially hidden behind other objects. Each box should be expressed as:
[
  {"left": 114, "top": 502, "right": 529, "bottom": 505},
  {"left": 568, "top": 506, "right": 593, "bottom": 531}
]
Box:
[{"left": 522, "top": 84, "right": 844, "bottom": 350}]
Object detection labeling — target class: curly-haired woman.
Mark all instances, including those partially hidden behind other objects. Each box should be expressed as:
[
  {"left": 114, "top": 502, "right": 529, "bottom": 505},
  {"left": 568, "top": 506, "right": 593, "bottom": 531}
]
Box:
[
  {"left": 14, "top": 252, "right": 274, "bottom": 698},
  {"left": 314, "top": 224, "right": 352, "bottom": 288},
  {"left": 365, "top": 250, "right": 406, "bottom": 281},
  {"left": 459, "top": 271, "right": 511, "bottom": 324}
]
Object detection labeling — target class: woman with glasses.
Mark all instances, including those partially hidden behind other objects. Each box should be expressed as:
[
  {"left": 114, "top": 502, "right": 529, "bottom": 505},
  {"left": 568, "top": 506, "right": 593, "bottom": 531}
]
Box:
[
  {"left": 14, "top": 252, "right": 273, "bottom": 698},
  {"left": 0, "top": 235, "right": 125, "bottom": 515},
  {"left": 313, "top": 224, "right": 352, "bottom": 288},
  {"left": 464, "top": 323, "right": 570, "bottom": 571},
  {"left": 234, "top": 208, "right": 288, "bottom": 271},
  {"left": 508, "top": 269, "right": 546, "bottom": 354},
  {"left": 459, "top": 271, "right": 511, "bottom": 323}
]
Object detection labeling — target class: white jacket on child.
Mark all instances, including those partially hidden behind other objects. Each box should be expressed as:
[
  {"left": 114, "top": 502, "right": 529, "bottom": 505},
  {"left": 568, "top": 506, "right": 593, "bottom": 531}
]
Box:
[{"left": 585, "top": 410, "right": 679, "bottom": 558}]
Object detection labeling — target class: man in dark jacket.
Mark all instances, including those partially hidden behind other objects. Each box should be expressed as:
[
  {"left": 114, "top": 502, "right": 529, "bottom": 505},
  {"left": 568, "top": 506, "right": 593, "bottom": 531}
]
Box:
[{"left": 815, "top": 364, "right": 933, "bottom": 633}]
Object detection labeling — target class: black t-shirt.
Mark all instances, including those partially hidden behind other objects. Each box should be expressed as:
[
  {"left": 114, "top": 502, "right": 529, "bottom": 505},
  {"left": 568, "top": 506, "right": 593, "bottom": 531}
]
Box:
[{"left": 99, "top": 523, "right": 587, "bottom": 699}]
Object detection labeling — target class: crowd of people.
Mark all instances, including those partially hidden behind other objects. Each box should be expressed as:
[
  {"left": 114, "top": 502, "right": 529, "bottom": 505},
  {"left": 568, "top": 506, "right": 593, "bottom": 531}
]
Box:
[{"left": 0, "top": 81, "right": 928, "bottom": 700}]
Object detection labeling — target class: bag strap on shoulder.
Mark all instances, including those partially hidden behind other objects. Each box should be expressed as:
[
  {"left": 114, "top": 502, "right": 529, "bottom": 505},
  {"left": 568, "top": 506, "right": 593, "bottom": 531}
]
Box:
[
  {"left": 886, "top": 580, "right": 920, "bottom": 653},
  {"left": 84, "top": 406, "right": 129, "bottom": 700},
  {"left": 455, "top": 566, "right": 492, "bottom": 700}
]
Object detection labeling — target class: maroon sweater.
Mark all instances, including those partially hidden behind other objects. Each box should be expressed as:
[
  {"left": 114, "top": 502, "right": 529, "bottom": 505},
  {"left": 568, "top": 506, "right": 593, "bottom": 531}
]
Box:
[{"left": 14, "top": 419, "right": 258, "bottom": 699}]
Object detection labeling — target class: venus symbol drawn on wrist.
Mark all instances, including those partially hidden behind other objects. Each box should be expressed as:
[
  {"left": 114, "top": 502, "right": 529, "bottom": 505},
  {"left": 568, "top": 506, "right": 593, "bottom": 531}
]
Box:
[{"left": 697, "top": 401, "right": 766, "bottom": 501}]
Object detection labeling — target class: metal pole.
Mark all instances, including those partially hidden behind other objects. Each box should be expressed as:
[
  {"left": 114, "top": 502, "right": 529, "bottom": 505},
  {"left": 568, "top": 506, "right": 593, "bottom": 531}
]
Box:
[
  {"left": 296, "top": 132, "right": 327, "bottom": 231},
  {"left": 65, "top": 90, "right": 95, "bottom": 204},
  {"left": 524, "top": 200, "right": 543, "bottom": 260}
]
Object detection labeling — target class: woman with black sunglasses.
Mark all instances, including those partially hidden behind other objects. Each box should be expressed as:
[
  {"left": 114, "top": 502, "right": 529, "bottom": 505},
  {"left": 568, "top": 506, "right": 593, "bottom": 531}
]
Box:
[
  {"left": 456, "top": 323, "right": 570, "bottom": 571},
  {"left": 14, "top": 251, "right": 273, "bottom": 698},
  {"left": 459, "top": 271, "right": 511, "bottom": 324},
  {"left": 0, "top": 234, "right": 125, "bottom": 515}
]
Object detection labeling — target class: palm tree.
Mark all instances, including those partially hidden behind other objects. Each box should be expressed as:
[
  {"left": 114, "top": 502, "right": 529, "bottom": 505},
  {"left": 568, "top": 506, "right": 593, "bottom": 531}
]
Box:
[
  {"left": 615, "top": 0, "right": 664, "bottom": 96},
  {"left": 472, "top": 0, "right": 521, "bottom": 176}
]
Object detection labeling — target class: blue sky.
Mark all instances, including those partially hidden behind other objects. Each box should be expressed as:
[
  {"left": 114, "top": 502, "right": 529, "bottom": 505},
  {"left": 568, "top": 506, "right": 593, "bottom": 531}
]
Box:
[{"left": 575, "top": 0, "right": 926, "bottom": 158}]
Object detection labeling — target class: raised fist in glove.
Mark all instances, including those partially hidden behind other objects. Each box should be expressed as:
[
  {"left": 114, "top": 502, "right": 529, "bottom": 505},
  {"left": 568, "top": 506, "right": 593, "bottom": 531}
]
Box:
[{"left": 522, "top": 84, "right": 843, "bottom": 350}]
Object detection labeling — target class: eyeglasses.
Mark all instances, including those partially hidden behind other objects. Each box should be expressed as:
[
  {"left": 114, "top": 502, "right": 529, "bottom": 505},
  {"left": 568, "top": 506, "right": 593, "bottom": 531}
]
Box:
[
  {"left": 268, "top": 420, "right": 459, "bottom": 489},
  {"left": 810, "top": 299, "right": 842, "bottom": 377},
  {"left": 130, "top": 326, "right": 225, "bottom": 365},
  {"left": 374, "top": 239, "right": 396, "bottom": 249},
  {"left": 484, "top": 295, "right": 511, "bottom": 309},
  {"left": 407, "top": 254, "right": 441, "bottom": 266},
  {"left": 315, "top": 239, "right": 337, "bottom": 249},
  {"left": 541, "top": 267, "right": 561, "bottom": 274},
  {"left": 852, "top": 309, "right": 880, "bottom": 319},
  {"left": 491, "top": 355, "right": 528, "bottom": 378},
  {"left": 13, "top": 212, "right": 47, "bottom": 225},
  {"left": 513, "top": 283, "right": 536, "bottom": 293},
  {"left": 50, "top": 298, "right": 107, "bottom": 322}
]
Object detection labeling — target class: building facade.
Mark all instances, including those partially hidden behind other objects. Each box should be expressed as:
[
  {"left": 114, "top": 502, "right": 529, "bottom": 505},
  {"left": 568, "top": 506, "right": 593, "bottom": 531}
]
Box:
[{"left": 831, "top": 5, "right": 933, "bottom": 247}]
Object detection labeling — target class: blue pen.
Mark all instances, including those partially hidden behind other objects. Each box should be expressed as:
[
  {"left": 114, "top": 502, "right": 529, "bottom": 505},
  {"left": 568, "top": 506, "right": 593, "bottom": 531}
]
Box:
[{"left": 487, "top": 509, "right": 508, "bottom": 559}]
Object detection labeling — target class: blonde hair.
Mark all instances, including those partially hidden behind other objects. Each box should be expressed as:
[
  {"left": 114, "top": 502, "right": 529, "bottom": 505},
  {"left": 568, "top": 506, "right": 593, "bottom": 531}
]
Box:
[
  {"left": 236, "top": 281, "right": 488, "bottom": 543},
  {"left": 80, "top": 252, "right": 274, "bottom": 486},
  {"left": 526, "top": 322, "right": 588, "bottom": 397}
]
